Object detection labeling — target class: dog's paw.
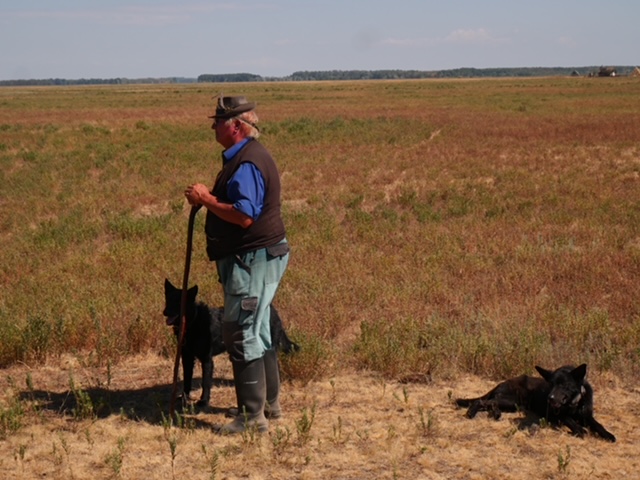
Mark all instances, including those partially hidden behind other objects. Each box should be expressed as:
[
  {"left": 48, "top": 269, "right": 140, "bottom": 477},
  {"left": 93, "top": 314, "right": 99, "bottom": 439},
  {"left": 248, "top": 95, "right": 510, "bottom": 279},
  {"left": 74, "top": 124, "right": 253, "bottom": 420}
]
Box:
[
  {"left": 465, "top": 409, "right": 477, "bottom": 419},
  {"left": 489, "top": 410, "right": 502, "bottom": 421},
  {"left": 571, "top": 427, "right": 586, "bottom": 438}
]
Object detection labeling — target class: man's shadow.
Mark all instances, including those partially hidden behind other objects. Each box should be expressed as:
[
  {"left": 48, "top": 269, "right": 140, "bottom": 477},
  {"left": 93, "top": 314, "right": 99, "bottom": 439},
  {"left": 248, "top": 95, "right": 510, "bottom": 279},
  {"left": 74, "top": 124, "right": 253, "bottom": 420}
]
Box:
[{"left": 19, "top": 377, "right": 235, "bottom": 427}]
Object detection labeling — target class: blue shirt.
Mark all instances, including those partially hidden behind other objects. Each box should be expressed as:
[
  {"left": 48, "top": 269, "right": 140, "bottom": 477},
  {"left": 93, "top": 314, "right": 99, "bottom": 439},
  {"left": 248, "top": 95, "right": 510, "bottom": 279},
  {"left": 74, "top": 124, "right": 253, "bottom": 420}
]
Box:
[{"left": 223, "top": 138, "right": 265, "bottom": 220}]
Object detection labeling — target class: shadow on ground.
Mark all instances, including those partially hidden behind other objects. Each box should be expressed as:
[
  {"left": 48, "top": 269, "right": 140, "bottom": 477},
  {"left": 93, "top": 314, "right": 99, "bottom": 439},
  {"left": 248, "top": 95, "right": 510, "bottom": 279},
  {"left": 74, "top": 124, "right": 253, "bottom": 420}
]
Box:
[{"left": 19, "top": 377, "right": 235, "bottom": 426}]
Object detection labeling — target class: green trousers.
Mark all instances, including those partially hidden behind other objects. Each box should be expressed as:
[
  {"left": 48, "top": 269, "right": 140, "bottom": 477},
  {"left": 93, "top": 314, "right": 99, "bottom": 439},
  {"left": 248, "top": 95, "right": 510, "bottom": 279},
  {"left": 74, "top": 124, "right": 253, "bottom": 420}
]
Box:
[{"left": 216, "top": 241, "right": 289, "bottom": 363}]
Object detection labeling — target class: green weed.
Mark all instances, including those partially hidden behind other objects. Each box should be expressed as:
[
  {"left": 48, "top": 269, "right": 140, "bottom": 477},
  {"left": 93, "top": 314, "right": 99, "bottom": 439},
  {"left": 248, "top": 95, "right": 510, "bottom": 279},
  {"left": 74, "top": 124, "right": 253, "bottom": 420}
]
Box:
[
  {"left": 279, "top": 330, "right": 334, "bottom": 385},
  {"left": 557, "top": 445, "right": 571, "bottom": 473},
  {"left": 69, "top": 374, "right": 95, "bottom": 420},
  {"left": 21, "top": 315, "right": 51, "bottom": 363},
  {"left": 295, "top": 402, "right": 317, "bottom": 446},
  {"left": 271, "top": 425, "right": 292, "bottom": 457},
  {"left": 353, "top": 317, "right": 438, "bottom": 379},
  {"left": 0, "top": 395, "right": 24, "bottom": 440},
  {"left": 104, "top": 436, "right": 126, "bottom": 479},
  {"left": 201, "top": 444, "right": 221, "bottom": 480},
  {"left": 417, "top": 407, "right": 437, "bottom": 439},
  {"left": 331, "top": 416, "right": 346, "bottom": 444}
]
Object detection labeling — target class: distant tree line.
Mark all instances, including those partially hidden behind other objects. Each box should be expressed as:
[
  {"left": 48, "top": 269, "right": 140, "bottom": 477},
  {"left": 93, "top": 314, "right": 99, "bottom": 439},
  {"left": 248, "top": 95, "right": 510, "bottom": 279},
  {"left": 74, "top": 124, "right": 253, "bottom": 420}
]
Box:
[
  {"left": 197, "top": 73, "right": 263, "bottom": 83},
  {"left": 1, "top": 67, "right": 637, "bottom": 86},
  {"left": 0, "top": 77, "right": 197, "bottom": 87},
  {"left": 282, "top": 66, "right": 637, "bottom": 81}
]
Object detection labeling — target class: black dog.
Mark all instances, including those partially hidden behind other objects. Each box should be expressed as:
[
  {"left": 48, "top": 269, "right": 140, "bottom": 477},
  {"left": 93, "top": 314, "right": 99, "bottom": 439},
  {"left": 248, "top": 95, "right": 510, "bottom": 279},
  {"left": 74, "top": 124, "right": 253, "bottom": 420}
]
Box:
[
  {"left": 455, "top": 364, "right": 615, "bottom": 442},
  {"left": 163, "top": 278, "right": 299, "bottom": 406}
]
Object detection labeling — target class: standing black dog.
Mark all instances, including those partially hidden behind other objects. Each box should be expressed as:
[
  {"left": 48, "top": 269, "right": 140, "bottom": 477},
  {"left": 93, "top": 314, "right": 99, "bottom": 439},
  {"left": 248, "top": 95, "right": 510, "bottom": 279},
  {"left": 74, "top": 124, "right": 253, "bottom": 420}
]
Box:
[
  {"left": 455, "top": 364, "right": 616, "bottom": 442},
  {"left": 163, "top": 278, "right": 299, "bottom": 406}
]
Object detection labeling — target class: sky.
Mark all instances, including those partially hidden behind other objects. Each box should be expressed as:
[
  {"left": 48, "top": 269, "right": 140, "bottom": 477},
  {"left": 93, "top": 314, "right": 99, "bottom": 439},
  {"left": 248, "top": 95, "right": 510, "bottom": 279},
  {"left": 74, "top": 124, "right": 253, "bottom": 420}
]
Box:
[{"left": 1, "top": 0, "right": 638, "bottom": 81}]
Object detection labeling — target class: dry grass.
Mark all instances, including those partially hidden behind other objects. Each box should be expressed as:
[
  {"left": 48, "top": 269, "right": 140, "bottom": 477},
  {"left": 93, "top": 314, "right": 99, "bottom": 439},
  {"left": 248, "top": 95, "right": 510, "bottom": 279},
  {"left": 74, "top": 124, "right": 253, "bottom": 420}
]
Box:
[
  {"left": 1, "top": 354, "right": 639, "bottom": 479},
  {"left": 2, "top": 77, "right": 640, "bottom": 477}
]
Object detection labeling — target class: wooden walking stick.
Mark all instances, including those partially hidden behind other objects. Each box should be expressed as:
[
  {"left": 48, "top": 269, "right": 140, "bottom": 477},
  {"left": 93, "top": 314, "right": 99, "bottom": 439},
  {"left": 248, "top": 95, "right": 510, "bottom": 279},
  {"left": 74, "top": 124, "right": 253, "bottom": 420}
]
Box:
[{"left": 170, "top": 204, "right": 201, "bottom": 419}]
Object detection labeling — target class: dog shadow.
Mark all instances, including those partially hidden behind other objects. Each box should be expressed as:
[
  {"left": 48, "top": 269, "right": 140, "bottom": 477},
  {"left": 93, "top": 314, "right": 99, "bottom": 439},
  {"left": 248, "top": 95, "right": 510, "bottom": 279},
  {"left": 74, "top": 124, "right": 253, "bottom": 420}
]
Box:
[{"left": 19, "top": 377, "right": 236, "bottom": 426}]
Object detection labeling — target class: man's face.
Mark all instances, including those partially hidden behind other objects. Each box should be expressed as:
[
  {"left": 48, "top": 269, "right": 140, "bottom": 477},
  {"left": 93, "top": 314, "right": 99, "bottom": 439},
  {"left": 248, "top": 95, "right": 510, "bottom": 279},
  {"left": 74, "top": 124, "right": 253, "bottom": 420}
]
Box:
[{"left": 212, "top": 118, "right": 237, "bottom": 149}]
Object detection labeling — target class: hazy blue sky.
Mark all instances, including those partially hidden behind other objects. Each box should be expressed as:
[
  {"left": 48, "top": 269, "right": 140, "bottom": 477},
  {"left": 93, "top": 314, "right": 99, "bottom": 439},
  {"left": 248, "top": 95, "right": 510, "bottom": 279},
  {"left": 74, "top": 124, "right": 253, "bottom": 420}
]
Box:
[{"left": 1, "top": 0, "right": 638, "bottom": 80}]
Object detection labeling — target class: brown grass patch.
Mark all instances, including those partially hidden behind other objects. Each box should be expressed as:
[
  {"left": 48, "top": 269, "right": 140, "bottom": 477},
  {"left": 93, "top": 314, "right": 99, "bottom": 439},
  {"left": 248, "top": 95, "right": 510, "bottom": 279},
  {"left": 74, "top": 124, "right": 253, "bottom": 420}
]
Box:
[
  {"left": 1, "top": 354, "right": 638, "bottom": 479},
  {"left": 2, "top": 77, "right": 640, "bottom": 476}
]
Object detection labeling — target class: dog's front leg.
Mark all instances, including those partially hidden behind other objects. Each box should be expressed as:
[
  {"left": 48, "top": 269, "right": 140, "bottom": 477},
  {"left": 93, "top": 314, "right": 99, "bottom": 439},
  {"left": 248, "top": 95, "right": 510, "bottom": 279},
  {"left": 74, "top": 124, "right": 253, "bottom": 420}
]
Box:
[
  {"left": 587, "top": 416, "right": 616, "bottom": 442},
  {"left": 561, "top": 417, "right": 586, "bottom": 438}
]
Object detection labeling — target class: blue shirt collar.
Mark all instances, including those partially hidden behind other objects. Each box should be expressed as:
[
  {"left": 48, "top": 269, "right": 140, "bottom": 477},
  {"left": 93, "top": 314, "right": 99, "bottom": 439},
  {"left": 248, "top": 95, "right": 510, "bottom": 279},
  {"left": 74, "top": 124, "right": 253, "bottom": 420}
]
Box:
[{"left": 223, "top": 138, "right": 251, "bottom": 164}]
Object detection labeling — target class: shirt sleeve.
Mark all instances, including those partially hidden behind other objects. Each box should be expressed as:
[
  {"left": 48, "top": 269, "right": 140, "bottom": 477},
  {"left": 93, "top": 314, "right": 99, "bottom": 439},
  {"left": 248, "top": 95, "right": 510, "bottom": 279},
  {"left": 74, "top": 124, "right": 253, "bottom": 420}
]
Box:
[{"left": 227, "top": 162, "right": 265, "bottom": 220}]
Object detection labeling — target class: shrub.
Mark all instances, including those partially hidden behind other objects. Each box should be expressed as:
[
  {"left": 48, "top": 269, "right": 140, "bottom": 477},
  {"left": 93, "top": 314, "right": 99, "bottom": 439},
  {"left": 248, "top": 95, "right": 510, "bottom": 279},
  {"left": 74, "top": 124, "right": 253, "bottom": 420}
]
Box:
[{"left": 279, "top": 330, "right": 335, "bottom": 385}]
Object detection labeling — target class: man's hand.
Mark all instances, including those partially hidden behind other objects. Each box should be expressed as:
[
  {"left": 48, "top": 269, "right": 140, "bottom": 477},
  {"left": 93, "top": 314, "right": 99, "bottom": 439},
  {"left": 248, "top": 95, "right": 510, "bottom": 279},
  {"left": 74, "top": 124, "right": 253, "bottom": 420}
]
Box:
[
  {"left": 184, "top": 183, "right": 211, "bottom": 206},
  {"left": 184, "top": 183, "right": 254, "bottom": 228}
]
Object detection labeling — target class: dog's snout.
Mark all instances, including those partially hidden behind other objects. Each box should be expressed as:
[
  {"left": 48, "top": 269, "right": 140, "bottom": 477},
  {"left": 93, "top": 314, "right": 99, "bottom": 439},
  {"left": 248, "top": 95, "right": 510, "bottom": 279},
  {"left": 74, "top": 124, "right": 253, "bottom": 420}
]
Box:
[
  {"left": 548, "top": 390, "right": 567, "bottom": 409},
  {"left": 548, "top": 387, "right": 576, "bottom": 411}
]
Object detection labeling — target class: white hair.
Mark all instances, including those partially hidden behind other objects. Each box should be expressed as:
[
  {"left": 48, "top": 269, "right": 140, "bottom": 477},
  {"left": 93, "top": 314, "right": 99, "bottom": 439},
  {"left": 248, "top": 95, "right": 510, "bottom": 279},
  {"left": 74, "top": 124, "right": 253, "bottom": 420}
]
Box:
[{"left": 230, "top": 110, "right": 260, "bottom": 138}]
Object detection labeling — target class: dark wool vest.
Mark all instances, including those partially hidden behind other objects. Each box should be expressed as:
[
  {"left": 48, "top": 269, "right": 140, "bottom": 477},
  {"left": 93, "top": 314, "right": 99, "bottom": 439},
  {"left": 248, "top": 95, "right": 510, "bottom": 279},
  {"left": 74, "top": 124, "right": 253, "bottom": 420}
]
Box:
[{"left": 204, "top": 139, "right": 286, "bottom": 260}]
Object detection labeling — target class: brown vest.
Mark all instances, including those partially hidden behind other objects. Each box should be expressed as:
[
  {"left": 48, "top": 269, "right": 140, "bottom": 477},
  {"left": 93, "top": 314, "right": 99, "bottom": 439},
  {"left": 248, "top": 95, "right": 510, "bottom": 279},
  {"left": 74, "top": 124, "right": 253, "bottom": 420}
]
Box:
[{"left": 204, "top": 139, "right": 286, "bottom": 260}]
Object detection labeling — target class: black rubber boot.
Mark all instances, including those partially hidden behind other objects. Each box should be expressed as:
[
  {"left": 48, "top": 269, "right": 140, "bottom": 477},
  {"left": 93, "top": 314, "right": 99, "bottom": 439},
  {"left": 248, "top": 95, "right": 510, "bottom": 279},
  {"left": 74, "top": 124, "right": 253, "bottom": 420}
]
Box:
[
  {"left": 218, "top": 358, "right": 268, "bottom": 435},
  {"left": 225, "top": 349, "right": 282, "bottom": 419},
  {"left": 264, "top": 348, "right": 282, "bottom": 419}
]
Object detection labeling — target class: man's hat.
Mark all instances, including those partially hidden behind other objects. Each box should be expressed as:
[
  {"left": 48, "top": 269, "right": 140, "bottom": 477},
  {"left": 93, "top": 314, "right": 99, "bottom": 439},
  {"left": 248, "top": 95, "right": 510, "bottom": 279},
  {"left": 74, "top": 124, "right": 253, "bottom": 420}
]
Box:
[{"left": 209, "top": 95, "right": 256, "bottom": 119}]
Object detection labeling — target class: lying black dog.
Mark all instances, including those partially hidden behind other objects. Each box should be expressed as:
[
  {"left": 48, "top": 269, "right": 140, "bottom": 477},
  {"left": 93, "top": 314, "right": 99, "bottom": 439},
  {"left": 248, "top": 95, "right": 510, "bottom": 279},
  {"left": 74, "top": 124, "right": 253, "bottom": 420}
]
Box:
[
  {"left": 455, "top": 364, "right": 616, "bottom": 442},
  {"left": 163, "top": 278, "right": 299, "bottom": 406}
]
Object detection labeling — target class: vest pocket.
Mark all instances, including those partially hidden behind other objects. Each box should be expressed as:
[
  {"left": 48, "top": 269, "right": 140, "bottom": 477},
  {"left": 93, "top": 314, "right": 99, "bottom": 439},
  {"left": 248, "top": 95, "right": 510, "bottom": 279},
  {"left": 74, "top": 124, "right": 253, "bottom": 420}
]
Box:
[{"left": 266, "top": 242, "right": 290, "bottom": 258}]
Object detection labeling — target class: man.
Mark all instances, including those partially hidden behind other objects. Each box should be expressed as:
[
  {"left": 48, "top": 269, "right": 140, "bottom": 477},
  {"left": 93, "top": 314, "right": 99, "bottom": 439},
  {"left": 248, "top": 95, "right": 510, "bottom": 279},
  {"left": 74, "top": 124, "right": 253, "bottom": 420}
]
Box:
[{"left": 185, "top": 95, "right": 289, "bottom": 434}]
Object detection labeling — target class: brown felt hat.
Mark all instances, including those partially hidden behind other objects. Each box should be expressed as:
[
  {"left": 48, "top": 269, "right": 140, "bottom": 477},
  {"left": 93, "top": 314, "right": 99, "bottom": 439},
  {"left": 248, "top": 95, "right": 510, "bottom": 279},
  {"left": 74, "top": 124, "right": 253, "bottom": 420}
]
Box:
[{"left": 209, "top": 95, "right": 256, "bottom": 119}]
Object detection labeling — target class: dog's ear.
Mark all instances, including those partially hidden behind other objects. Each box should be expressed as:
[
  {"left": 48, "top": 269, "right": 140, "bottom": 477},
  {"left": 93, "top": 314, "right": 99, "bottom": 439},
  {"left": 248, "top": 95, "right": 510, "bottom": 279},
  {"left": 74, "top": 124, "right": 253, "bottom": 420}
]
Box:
[
  {"left": 535, "top": 366, "right": 553, "bottom": 381},
  {"left": 188, "top": 284, "right": 198, "bottom": 298},
  {"left": 164, "top": 278, "right": 173, "bottom": 292},
  {"left": 571, "top": 364, "right": 587, "bottom": 382}
]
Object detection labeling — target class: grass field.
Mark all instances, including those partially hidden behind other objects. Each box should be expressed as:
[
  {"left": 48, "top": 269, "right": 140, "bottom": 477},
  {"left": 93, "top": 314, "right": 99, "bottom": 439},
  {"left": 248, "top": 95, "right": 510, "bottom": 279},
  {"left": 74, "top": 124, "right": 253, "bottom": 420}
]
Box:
[{"left": 1, "top": 78, "right": 640, "bottom": 478}]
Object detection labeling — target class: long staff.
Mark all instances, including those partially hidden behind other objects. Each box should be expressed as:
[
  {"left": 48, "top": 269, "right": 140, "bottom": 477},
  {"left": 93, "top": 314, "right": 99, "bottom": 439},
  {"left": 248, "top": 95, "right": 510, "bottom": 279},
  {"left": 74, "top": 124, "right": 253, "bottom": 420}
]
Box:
[{"left": 169, "top": 204, "right": 201, "bottom": 419}]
